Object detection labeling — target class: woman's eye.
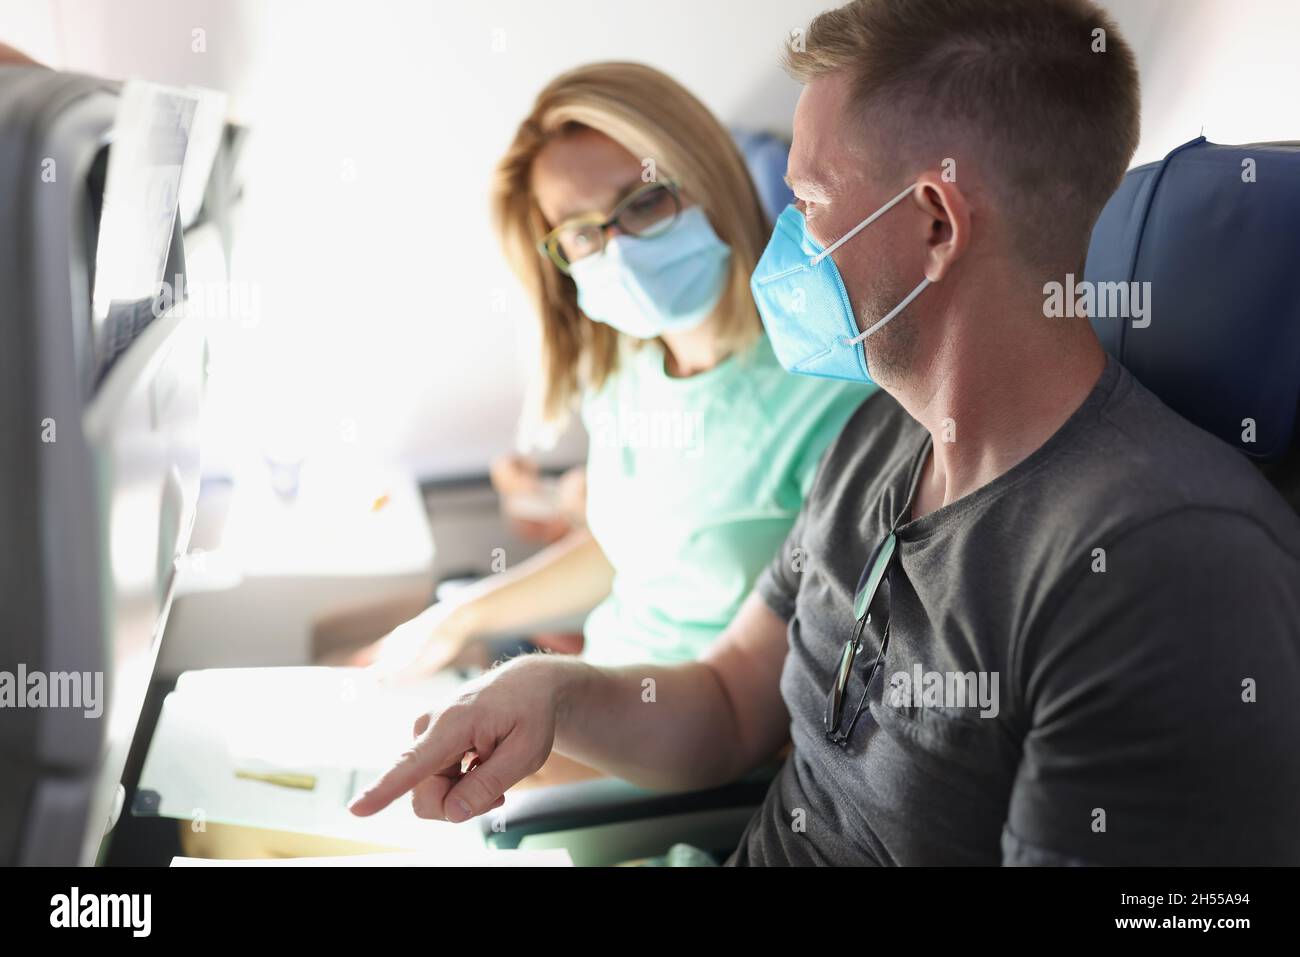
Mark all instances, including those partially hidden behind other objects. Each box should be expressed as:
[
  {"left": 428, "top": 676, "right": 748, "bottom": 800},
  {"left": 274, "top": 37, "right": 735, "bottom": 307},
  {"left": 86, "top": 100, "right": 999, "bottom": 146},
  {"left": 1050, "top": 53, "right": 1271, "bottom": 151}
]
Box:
[{"left": 630, "top": 191, "right": 665, "bottom": 213}]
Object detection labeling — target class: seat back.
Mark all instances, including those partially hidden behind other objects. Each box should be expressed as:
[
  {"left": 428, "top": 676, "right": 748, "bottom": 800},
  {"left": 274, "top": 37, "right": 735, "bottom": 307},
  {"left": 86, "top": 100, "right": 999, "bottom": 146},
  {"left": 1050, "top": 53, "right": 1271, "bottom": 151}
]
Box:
[
  {"left": 0, "top": 67, "right": 206, "bottom": 865},
  {"left": 1084, "top": 136, "right": 1300, "bottom": 509}
]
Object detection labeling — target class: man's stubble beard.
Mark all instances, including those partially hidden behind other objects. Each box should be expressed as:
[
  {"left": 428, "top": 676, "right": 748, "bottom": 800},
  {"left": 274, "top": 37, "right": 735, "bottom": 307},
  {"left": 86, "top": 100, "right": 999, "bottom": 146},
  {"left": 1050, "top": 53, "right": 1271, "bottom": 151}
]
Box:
[{"left": 858, "top": 271, "right": 921, "bottom": 389}]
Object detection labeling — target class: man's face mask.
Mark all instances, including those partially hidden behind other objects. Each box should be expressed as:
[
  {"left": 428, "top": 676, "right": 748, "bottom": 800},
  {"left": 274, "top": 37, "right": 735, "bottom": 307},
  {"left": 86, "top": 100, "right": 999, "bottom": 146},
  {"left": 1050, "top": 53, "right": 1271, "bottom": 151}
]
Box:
[{"left": 750, "top": 183, "right": 931, "bottom": 383}]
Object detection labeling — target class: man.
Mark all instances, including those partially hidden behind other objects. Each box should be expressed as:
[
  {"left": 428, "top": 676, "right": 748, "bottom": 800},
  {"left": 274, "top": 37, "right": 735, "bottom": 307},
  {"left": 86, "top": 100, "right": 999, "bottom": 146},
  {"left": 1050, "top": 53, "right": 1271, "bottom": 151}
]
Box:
[{"left": 352, "top": 0, "right": 1300, "bottom": 864}]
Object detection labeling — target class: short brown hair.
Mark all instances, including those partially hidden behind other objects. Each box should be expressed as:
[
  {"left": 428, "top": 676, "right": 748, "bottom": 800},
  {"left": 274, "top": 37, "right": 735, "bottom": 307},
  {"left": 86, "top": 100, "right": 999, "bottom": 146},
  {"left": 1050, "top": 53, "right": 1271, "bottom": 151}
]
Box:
[{"left": 786, "top": 0, "right": 1140, "bottom": 268}]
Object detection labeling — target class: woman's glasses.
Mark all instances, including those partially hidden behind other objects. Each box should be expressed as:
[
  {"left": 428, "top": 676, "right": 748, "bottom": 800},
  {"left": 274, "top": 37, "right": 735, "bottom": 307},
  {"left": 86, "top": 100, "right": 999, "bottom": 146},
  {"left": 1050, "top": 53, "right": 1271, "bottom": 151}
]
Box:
[
  {"left": 537, "top": 179, "right": 682, "bottom": 274},
  {"left": 825, "top": 530, "right": 898, "bottom": 746}
]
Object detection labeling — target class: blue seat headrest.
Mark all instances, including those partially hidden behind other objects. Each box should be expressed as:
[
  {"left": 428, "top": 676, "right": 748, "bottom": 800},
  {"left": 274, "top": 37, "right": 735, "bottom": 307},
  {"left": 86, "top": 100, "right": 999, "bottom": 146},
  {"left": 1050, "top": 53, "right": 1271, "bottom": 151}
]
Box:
[
  {"left": 731, "top": 129, "right": 795, "bottom": 225},
  {"left": 1085, "top": 136, "right": 1300, "bottom": 463}
]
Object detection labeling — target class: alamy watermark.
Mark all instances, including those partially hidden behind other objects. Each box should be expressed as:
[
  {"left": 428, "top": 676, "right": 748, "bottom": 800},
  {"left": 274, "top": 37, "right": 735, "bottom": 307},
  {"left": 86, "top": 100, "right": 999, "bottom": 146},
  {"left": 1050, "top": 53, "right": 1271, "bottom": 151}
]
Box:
[
  {"left": 50, "top": 887, "right": 150, "bottom": 937},
  {"left": 153, "top": 273, "right": 262, "bottom": 327},
  {"left": 1043, "top": 273, "right": 1151, "bottom": 328},
  {"left": 887, "top": 665, "right": 1000, "bottom": 718},
  {"left": 588, "top": 407, "right": 705, "bottom": 457},
  {"left": 0, "top": 664, "right": 103, "bottom": 718}
]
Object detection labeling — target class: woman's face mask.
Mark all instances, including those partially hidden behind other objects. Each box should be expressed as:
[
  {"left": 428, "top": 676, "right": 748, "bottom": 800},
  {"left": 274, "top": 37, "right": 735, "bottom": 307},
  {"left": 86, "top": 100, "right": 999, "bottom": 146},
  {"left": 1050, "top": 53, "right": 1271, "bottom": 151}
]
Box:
[
  {"left": 749, "top": 184, "right": 931, "bottom": 383},
  {"left": 569, "top": 206, "right": 732, "bottom": 340}
]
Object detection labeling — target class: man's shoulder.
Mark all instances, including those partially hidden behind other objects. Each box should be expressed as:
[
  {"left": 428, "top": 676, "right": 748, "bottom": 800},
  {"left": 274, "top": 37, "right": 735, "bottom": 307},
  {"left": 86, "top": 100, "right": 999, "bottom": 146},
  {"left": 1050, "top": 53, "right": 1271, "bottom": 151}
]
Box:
[
  {"left": 1005, "top": 365, "right": 1300, "bottom": 628},
  {"left": 1065, "top": 364, "right": 1300, "bottom": 544}
]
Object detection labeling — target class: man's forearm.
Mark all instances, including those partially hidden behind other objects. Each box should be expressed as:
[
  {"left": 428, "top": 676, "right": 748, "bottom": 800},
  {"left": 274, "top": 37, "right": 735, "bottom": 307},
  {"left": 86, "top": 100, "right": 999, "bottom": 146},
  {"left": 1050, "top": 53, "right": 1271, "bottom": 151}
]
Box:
[
  {"left": 546, "top": 656, "right": 750, "bottom": 791},
  {"left": 351, "top": 594, "right": 790, "bottom": 820}
]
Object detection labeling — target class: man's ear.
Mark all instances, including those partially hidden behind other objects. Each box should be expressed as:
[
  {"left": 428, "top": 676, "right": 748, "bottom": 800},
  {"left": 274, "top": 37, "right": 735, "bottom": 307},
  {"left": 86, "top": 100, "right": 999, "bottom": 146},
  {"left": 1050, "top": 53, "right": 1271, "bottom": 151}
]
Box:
[{"left": 912, "top": 172, "right": 970, "bottom": 284}]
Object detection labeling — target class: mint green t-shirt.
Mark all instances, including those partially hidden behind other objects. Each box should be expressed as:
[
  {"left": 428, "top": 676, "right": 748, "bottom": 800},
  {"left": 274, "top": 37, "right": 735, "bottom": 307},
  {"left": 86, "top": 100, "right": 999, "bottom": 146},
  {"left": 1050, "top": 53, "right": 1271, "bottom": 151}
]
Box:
[{"left": 579, "top": 334, "right": 873, "bottom": 666}]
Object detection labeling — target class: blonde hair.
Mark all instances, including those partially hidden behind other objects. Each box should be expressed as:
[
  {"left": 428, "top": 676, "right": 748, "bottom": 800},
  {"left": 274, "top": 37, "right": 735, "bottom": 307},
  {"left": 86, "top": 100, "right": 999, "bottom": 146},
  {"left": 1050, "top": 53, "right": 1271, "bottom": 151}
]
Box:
[{"left": 492, "top": 62, "right": 770, "bottom": 436}]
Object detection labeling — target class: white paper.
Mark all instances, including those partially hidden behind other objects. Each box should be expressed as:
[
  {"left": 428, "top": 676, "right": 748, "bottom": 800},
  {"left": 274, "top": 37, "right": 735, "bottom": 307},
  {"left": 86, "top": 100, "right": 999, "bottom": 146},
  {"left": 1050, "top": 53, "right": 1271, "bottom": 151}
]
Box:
[{"left": 137, "top": 666, "right": 481, "bottom": 852}]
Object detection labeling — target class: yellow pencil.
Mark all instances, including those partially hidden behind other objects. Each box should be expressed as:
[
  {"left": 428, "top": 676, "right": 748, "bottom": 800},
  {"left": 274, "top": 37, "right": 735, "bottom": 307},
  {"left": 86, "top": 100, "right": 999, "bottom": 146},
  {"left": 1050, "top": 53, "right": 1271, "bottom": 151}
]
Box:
[{"left": 234, "top": 769, "right": 318, "bottom": 791}]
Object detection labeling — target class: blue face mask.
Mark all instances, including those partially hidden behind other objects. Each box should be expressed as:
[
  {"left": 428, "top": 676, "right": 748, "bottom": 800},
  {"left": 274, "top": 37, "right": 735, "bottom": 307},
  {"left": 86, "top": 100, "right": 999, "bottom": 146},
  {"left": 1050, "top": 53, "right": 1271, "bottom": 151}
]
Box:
[
  {"left": 750, "top": 183, "right": 931, "bottom": 382},
  {"left": 570, "top": 206, "right": 731, "bottom": 340}
]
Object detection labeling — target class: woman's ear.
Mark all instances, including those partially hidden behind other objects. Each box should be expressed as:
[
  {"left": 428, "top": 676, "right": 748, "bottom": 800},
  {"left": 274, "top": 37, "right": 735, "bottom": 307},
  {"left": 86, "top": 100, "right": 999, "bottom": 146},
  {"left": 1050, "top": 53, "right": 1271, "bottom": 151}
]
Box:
[{"left": 913, "top": 172, "right": 970, "bottom": 284}]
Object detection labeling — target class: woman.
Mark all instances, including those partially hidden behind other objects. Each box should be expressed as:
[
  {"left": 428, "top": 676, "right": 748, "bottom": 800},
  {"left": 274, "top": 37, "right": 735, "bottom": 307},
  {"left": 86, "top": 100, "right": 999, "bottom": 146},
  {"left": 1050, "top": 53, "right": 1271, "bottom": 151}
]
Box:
[{"left": 365, "top": 62, "right": 872, "bottom": 679}]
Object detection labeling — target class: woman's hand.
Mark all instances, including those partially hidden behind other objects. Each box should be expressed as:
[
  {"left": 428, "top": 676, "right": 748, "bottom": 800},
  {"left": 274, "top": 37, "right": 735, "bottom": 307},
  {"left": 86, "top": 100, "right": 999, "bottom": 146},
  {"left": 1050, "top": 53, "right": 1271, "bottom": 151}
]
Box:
[
  {"left": 489, "top": 453, "right": 542, "bottom": 497},
  {"left": 360, "top": 601, "right": 477, "bottom": 680},
  {"left": 489, "top": 454, "right": 576, "bottom": 542},
  {"left": 554, "top": 465, "right": 588, "bottom": 526}
]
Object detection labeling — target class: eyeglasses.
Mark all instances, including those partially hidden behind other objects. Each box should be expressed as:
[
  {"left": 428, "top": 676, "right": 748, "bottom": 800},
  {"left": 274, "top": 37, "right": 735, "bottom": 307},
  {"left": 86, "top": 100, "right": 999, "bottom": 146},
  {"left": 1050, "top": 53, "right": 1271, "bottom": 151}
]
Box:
[
  {"left": 824, "top": 530, "right": 898, "bottom": 746},
  {"left": 536, "top": 179, "right": 682, "bottom": 274}
]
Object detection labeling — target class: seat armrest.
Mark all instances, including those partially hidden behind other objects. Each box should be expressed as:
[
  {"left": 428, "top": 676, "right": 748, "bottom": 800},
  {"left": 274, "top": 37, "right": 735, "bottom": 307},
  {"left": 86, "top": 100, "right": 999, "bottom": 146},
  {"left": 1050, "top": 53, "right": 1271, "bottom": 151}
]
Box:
[{"left": 483, "top": 765, "right": 779, "bottom": 852}]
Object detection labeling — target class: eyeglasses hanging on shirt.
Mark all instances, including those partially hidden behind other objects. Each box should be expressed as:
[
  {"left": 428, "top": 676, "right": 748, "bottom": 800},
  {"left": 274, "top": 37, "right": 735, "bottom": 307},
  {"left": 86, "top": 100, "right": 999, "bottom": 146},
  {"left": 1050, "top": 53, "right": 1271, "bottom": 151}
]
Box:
[{"left": 824, "top": 435, "right": 932, "bottom": 746}]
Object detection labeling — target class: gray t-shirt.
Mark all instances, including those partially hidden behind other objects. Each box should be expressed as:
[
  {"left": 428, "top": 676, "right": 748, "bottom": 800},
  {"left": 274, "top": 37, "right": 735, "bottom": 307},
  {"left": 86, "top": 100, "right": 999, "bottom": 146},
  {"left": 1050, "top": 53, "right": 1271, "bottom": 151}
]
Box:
[{"left": 730, "top": 357, "right": 1300, "bottom": 865}]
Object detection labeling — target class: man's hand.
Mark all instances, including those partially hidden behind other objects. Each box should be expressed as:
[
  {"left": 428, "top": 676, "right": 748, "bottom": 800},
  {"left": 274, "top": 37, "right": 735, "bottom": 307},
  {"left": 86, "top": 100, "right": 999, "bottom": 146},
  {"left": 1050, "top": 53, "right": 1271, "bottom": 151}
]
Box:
[
  {"left": 348, "top": 655, "right": 575, "bottom": 822},
  {"left": 351, "top": 593, "right": 792, "bottom": 814}
]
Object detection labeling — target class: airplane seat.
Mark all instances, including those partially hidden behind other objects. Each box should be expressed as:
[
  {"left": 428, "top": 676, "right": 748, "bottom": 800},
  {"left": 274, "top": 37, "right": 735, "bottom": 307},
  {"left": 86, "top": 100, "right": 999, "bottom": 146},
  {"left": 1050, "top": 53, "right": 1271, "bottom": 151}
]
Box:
[
  {"left": 0, "top": 65, "right": 205, "bottom": 865},
  {"left": 482, "top": 135, "right": 1300, "bottom": 865},
  {"left": 732, "top": 129, "right": 795, "bottom": 224},
  {"left": 1084, "top": 135, "right": 1300, "bottom": 511}
]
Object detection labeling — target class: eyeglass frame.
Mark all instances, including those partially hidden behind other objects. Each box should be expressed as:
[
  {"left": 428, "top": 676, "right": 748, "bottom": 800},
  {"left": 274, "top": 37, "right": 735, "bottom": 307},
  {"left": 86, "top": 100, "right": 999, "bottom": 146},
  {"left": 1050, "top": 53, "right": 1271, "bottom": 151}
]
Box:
[
  {"left": 535, "top": 178, "right": 683, "bottom": 275},
  {"left": 824, "top": 530, "right": 898, "bottom": 746},
  {"left": 823, "top": 435, "right": 931, "bottom": 746}
]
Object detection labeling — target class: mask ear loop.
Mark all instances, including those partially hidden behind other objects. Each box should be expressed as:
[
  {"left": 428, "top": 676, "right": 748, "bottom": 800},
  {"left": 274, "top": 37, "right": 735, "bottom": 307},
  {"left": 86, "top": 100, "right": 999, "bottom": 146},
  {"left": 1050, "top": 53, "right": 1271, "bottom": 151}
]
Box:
[
  {"left": 810, "top": 183, "right": 919, "bottom": 267},
  {"left": 801, "top": 182, "right": 933, "bottom": 347},
  {"left": 845, "top": 276, "right": 931, "bottom": 344}
]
